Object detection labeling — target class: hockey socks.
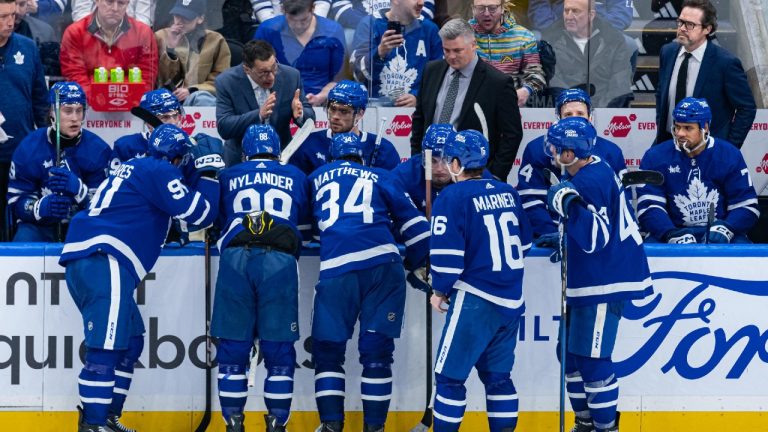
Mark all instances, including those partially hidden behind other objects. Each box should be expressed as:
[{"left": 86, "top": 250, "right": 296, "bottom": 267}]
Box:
[
  {"left": 109, "top": 336, "right": 144, "bottom": 417},
  {"left": 218, "top": 363, "right": 249, "bottom": 422},
  {"left": 479, "top": 372, "right": 519, "bottom": 432},
  {"left": 566, "top": 370, "right": 591, "bottom": 420},
  {"left": 261, "top": 340, "right": 296, "bottom": 426},
  {"left": 433, "top": 373, "right": 467, "bottom": 432},
  {"left": 585, "top": 374, "right": 619, "bottom": 431},
  {"left": 360, "top": 364, "right": 392, "bottom": 426},
  {"left": 79, "top": 348, "right": 122, "bottom": 425},
  {"left": 314, "top": 365, "right": 346, "bottom": 422}
]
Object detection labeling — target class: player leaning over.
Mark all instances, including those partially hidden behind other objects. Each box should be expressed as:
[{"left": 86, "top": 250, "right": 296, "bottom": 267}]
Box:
[
  {"left": 545, "top": 117, "right": 653, "bottom": 432},
  {"left": 308, "top": 132, "right": 430, "bottom": 432},
  {"left": 211, "top": 124, "right": 312, "bottom": 432},
  {"left": 59, "top": 124, "right": 222, "bottom": 432},
  {"left": 7, "top": 82, "right": 111, "bottom": 242},
  {"left": 429, "top": 130, "right": 532, "bottom": 432}
]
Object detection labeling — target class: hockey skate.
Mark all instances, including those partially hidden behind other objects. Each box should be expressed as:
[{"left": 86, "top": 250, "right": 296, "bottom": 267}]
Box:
[
  {"left": 106, "top": 414, "right": 137, "bottom": 432},
  {"left": 570, "top": 417, "right": 595, "bottom": 432},
  {"left": 226, "top": 413, "right": 246, "bottom": 432},
  {"left": 77, "top": 406, "right": 116, "bottom": 432},
  {"left": 314, "top": 421, "right": 343, "bottom": 432},
  {"left": 264, "top": 414, "right": 286, "bottom": 432},
  {"left": 362, "top": 423, "right": 384, "bottom": 432}
]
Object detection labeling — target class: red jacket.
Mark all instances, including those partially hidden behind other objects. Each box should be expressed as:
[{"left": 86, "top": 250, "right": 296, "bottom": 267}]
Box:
[{"left": 60, "top": 14, "right": 157, "bottom": 99}]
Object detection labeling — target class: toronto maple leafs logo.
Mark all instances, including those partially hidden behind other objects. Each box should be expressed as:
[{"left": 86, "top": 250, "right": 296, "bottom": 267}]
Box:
[
  {"left": 364, "top": 0, "right": 390, "bottom": 15},
  {"left": 673, "top": 177, "right": 719, "bottom": 226},
  {"left": 669, "top": 165, "right": 681, "bottom": 174},
  {"left": 379, "top": 54, "right": 418, "bottom": 99}
]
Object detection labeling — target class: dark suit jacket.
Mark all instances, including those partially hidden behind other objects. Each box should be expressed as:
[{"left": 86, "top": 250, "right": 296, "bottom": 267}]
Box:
[
  {"left": 215, "top": 63, "right": 315, "bottom": 166},
  {"left": 655, "top": 40, "right": 756, "bottom": 148},
  {"left": 411, "top": 58, "right": 523, "bottom": 181}
]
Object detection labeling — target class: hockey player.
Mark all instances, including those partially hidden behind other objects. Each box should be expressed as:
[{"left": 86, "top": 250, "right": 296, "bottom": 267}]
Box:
[
  {"left": 109, "top": 88, "right": 183, "bottom": 173},
  {"left": 545, "top": 117, "right": 654, "bottom": 432},
  {"left": 429, "top": 129, "right": 532, "bottom": 432},
  {"left": 308, "top": 132, "right": 430, "bottom": 432},
  {"left": 287, "top": 80, "right": 401, "bottom": 175},
  {"left": 517, "top": 88, "right": 626, "bottom": 247},
  {"left": 210, "top": 124, "right": 312, "bottom": 432},
  {"left": 637, "top": 97, "right": 759, "bottom": 243},
  {"left": 7, "top": 81, "right": 111, "bottom": 242},
  {"left": 59, "top": 124, "right": 222, "bottom": 432}
]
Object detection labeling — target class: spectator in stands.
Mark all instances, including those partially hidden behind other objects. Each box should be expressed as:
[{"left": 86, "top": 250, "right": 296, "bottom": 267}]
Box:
[
  {"left": 528, "top": 0, "right": 632, "bottom": 32},
  {"left": 637, "top": 97, "right": 759, "bottom": 244},
  {"left": 216, "top": 39, "right": 315, "bottom": 166},
  {"left": 254, "top": 0, "right": 346, "bottom": 107},
  {"left": 329, "top": 0, "right": 435, "bottom": 30},
  {"left": 155, "top": 0, "right": 231, "bottom": 106},
  {"left": 30, "top": 0, "right": 68, "bottom": 20},
  {"left": 60, "top": 0, "right": 158, "bottom": 100},
  {"left": 7, "top": 82, "right": 112, "bottom": 242},
  {"left": 471, "top": 0, "right": 545, "bottom": 107},
  {"left": 15, "top": 0, "right": 56, "bottom": 43},
  {"left": 71, "top": 0, "right": 153, "bottom": 26},
  {"left": 253, "top": 0, "right": 330, "bottom": 23},
  {"left": 654, "top": 0, "right": 756, "bottom": 148},
  {"left": 0, "top": 0, "right": 48, "bottom": 241},
  {"left": 540, "top": 0, "right": 634, "bottom": 107},
  {"left": 350, "top": 0, "right": 442, "bottom": 107}
]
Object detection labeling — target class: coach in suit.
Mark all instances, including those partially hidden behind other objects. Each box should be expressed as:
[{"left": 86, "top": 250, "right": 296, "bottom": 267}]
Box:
[
  {"left": 216, "top": 39, "right": 315, "bottom": 166},
  {"left": 655, "top": 0, "right": 755, "bottom": 148},
  {"left": 411, "top": 18, "right": 523, "bottom": 182}
]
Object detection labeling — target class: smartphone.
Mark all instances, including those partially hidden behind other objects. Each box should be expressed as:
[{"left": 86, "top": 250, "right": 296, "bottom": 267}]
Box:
[{"left": 387, "top": 20, "right": 404, "bottom": 35}]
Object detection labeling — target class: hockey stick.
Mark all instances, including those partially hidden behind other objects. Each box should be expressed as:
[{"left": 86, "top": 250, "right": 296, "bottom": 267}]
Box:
[
  {"left": 130, "top": 106, "right": 163, "bottom": 129},
  {"left": 369, "top": 117, "right": 388, "bottom": 167},
  {"left": 279, "top": 120, "right": 315, "bottom": 165},
  {"left": 194, "top": 232, "right": 213, "bottom": 432},
  {"left": 620, "top": 170, "right": 664, "bottom": 187},
  {"left": 543, "top": 168, "right": 567, "bottom": 432},
  {"left": 53, "top": 89, "right": 64, "bottom": 242},
  {"left": 704, "top": 202, "right": 715, "bottom": 245},
  {"left": 473, "top": 103, "right": 489, "bottom": 141},
  {"left": 411, "top": 150, "right": 434, "bottom": 432}
]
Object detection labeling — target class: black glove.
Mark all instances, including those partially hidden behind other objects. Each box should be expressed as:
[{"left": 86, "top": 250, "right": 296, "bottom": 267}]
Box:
[{"left": 406, "top": 267, "right": 431, "bottom": 293}]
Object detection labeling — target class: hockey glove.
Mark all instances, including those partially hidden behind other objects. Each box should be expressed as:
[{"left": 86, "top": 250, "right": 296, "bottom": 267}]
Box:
[
  {"left": 707, "top": 220, "right": 734, "bottom": 244},
  {"left": 191, "top": 134, "right": 225, "bottom": 179},
  {"left": 533, "top": 232, "right": 559, "bottom": 249},
  {"left": 406, "top": 267, "right": 431, "bottom": 293},
  {"left": 48, "top": 167, "right": 88, "bottom": 204},
  {"left": 547, "top": 181, "right": 581, "bottom": 218},
  {"left": 663, "top": 227, "right": 697, "bottom": 244},
  {"left": 34, "top": 194, "right": 72, "bottom": 221}
]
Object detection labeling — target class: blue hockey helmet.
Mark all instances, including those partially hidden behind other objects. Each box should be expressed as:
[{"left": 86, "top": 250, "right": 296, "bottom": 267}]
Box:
[
  {"left": 147, "top": 124, "right": 192, "bottom": 164},
  {"left": 673, "top": 97, "right": 711, "bottom": 130},
  {"left": 330, "top": 132, "right": 365, "bottom": 161},
  {"left": 422, "top": 123, "right": 456, "bottom": 161},
  {"left": 443, "top": 130, "right": 489, "bottom": 169},
  {"left": 545, "top": 117, "right": 596, "bottom": 159},
  {"left": 49, "top": 81, "right": 86, "bottom": 107},
  {"left": 327, "top": 80, "right": 368, "bottom": 112},
  {"left": 555, "top": 88, "right": 592, "bottom": 118},
  {"left": 242, "top": 124, "right": 281, "bottom": 158},
  {"left": 139, "top": 88, "right": 182, "bottom": 116}
]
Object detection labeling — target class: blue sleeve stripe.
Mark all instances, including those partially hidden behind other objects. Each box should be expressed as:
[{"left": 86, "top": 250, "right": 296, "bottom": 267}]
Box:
[
  {"left": 431, "top": 264, "right": 462, "bottom": 275},
  {"left": 400, "top": 215, "right": 429, "bottom": 234},
  {"left": 637, "top": 204, "right": 667, "bottom": 218},
  {"left": 191, "top": 200, "right": 212, "bottom": 226},
  {"left": 566, "top": 277, "right": 653, "bottom": 298},
  {"left": 431, "top": 248, "right": 464, "bottom": 256},
  {"left": 62, "top": 235, "right": 147, "bottom": 280},
  {"left": 585, "top": 212, "right": 609, "bottom": 254},
  {"left": 7, "top": 187, "right": 24, "bottom": 194},
  {"left": 517, "top": 189, "right": 546, "bottom": 196},
  {"left": 637, "top": 195, "right": 666, "bottom": 205},
  {"left": 297, "top": 224, "right": 312, "bottom": 230},
  {"left": 522, "top": 200, "right": 545, "bottom": 209},
  {"left": 177, "top": 191, "right": 202, "bottom": 219},
  {"left": 454, "top": 280, "right": 524, "bottom": 310},
  {"left": 728, "top": 198, "right": 759, "bottom": 211},
  {"left": 320, "top": 243, "right": 400, "bottom": 271},
  {"left": 8, "top": 196, "right": 20, "bottom": 204},
  {"left": 404, "top": 231, "right": 430, "bottom": 247}
]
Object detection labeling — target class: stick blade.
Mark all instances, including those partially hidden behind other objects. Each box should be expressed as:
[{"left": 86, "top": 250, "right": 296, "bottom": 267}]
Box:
[
  {"left": 621, "top": 170, "right": 664, "bottom": 187},
  {"left": 280, "top": 120, "right": 315, "bottom": 164},
  {"left": 542, "top": 168, "right": 559, "bottom": 186},
  {"left": 130, "top": 106, "right": 163, "bottom": 129}
]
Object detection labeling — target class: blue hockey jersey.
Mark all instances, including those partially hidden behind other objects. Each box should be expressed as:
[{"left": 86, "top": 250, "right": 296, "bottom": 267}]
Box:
[
  {"left": 288, "top": 129, "right": 401, "bottom": 175},
  {"left": 330, "top": 0, "right": 436, "bottom": 29},
  {"left": 517, "top": 135, "right": 627, "bottom": 236},
  {"left": 7, "top": 127, "right": 111, "bottom": 223},
  {"left": 561, "top": 159, "right": 653, "bottom": 306},
  {"left": 217, "top": 158, "right": 312, "bottom": 252},
  {"left": 59, "top": 158, "right": 220, "bottom": 285},
  {"left": 636, "top": 137, "right": 759, "bottom": 239},
  {"left": 430, "top": 178, "right": 532, "bottom": 316},
  {"left": 309, "top": 160, "right": 429, "bottom": 278},
  {"left": 109, "top": 132, "right": 150, "bottom": 175},
  {"left": 350, "top": 10, "right": 442, "bottom": 99}
]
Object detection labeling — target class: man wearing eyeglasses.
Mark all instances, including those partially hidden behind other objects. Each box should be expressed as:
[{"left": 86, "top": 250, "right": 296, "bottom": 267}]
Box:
[
  {"left": 216, "top": 39, "right": 315, "bottom": 167},
  {"left": 655, "top": 0, "right": 755, "bottom": 148}
]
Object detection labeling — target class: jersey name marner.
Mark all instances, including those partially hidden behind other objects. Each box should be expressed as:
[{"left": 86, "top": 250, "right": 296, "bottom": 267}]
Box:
[
  {"left": 228, "top": 172, "right": 295, "bottom": 191},
  {"left": 313, "top": 166, "right": 379, "bottom": 189},
  {"left": 473, "top": 192, "right": 517, "bottom": 212}
]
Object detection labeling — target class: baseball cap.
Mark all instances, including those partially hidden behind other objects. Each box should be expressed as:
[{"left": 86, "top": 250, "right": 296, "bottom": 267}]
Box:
[{"left": 170, "top": 0, "right": 206, "bottom": 20}]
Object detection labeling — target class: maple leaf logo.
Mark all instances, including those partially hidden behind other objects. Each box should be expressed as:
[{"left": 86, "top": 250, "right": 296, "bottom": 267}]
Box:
[
  {"left": 379, "top": 54, "right": 418, "bottom": 98},
  {"left": 673, "top": 177, "right": 720, "bottom": 226}
]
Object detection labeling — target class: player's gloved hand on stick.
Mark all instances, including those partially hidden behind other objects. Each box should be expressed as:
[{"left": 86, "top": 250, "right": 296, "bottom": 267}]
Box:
[
  {"left": 190, "top": 134, "right": 225, "bottom": 179},
  {"left": 548, "top": 248, "right": 561, "bottom": 264},
  {"left": 34, "top": 194, "right": 72, "bottom": 221},
  {"left": 547, "top": 181, "right": 581, "bottom": 218},
  {"left": 663, "top": 227, "right": 697, "bottom": 244},
  {"left": 406, "top": 267, "right": 431, "bottom": 293},
  {"left": 707, "top": 220, "right": 734, "bottom": 244},
  {"left": 534, "top": 232, "right": 559, "bottom": 248},
  {"left": 48, "top": 167, "right": 87, "bottom": 203}
]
